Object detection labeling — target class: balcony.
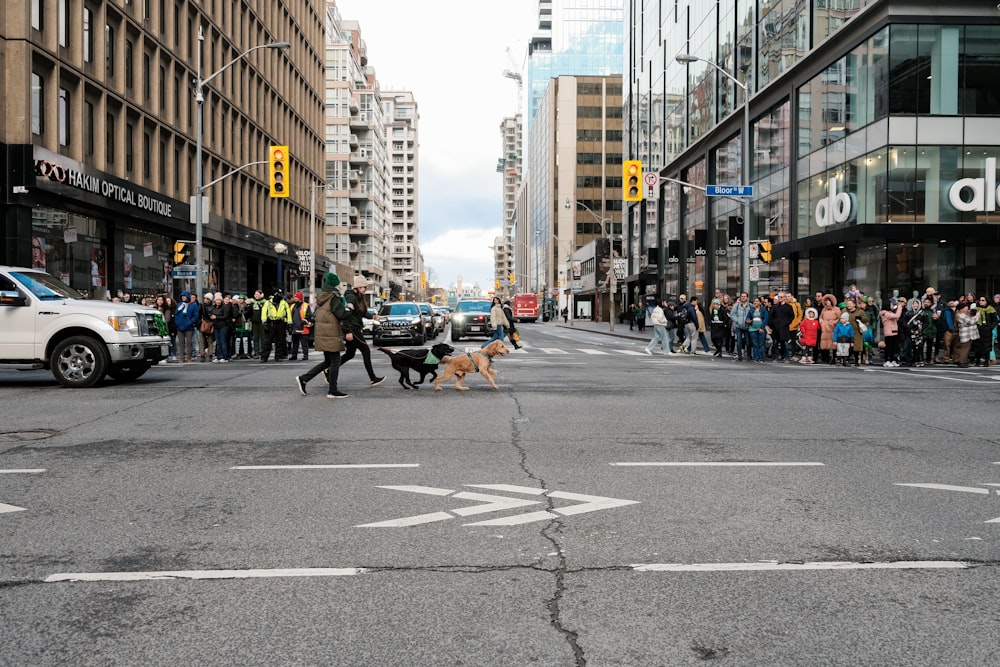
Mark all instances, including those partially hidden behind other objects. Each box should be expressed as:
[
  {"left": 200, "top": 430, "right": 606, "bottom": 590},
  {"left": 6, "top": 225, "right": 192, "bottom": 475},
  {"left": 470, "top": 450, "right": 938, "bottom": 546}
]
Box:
[
  {"left": 349, "top": 148, "right": 369, "bottom": 163},
  {"left": 349, "top": 206, "right": 359, "bottom": 219},
  {"left": 349, "top": 134, "right": 359, "bottom": 148}
]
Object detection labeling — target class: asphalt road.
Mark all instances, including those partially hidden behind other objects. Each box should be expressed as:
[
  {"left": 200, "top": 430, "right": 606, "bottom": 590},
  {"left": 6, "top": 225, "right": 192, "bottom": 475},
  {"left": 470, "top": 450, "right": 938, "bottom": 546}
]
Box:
[{"left": 1, "top": 322, "right": 998, "bottom": 666}]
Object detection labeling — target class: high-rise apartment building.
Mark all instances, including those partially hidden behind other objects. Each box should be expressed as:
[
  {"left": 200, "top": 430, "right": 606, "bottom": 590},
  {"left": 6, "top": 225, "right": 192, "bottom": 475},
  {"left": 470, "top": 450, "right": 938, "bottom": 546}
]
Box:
[
  {"left": 625, "top": 0, "right": 1000, "bottom": 303},
  {"left": 498, "top": 114, "right": 522, "bottom": 295},
  {"left": 382, "top": 90, "right": 423, "bottom": 296},
  {"left": 1, "top": 0, "right": 325, "bottom": 297}
]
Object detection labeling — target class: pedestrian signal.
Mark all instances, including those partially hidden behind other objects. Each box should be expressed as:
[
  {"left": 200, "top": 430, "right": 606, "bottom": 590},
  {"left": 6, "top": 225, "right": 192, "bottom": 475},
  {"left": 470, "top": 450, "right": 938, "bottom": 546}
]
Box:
[
  {"left": 759, "top": 240, "right": 773, "bottom": 263},
  {"left": 269, "top": 145, "right": 289, "bottom": 198},
  {"left": 623, "top": 160, "right": 643, "bottom": 202},
  {"left": 173, "top": 242, "right": 189, "bottom": 265}
]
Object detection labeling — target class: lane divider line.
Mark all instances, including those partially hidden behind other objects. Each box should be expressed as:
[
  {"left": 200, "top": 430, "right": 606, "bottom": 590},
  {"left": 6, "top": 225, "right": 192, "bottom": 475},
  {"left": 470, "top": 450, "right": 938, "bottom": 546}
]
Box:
[
  {"left": 611, "top": 462, "right": 824, "bottom": 467},
  {"left": 231, "top": 464, "right": 419, "bottom": 470},
  {"left": 631, "top": 561, "right": 970, "bottom": 572},
  {"left": 45, "top": 567, "right": 366, "bottom": 583}
]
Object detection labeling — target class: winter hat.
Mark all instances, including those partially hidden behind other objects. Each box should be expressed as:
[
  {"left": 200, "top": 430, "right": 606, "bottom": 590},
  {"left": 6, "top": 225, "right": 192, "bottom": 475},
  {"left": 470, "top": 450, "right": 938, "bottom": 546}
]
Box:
[
  {"left": 805, "top": 307, "right": 818, "bottom": 319},
  {"left": 994, "top": 294, "right": 1000, "bottom": 301},
  {"left": 180, "top": 290, "right": 191, "bottom": 298},
  {"left": 214, "top": 292, "right": 224, "bottom": 301},
  {"left": 955, "top": 302, "right": 969, "bottom": 311},
  {"left": 323, "top": 272, "right": 341, "bottom": 289},
  {"left": 840, "top": 312, "right": 850, "bottom": 321},
  {"left": 203, "top": 292, "right": 214, "bottom": 300},
  {"left": 352, "top": 275, "right": 368, "bottom": 289},
  {"left": 293, "top": 291, "right": 304, "bottom": 301}
]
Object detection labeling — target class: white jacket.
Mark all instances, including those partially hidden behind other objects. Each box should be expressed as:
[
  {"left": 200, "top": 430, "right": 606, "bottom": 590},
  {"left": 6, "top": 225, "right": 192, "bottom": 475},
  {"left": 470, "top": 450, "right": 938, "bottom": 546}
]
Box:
[{"left": 650, "top": 306, "right": 668, "bottom": 326}]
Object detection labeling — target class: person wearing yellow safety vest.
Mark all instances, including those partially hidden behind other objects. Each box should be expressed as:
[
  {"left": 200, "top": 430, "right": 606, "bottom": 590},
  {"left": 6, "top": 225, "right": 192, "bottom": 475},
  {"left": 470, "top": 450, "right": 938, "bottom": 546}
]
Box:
[{"left": 259, "top": 290, "right": 292, "bottom": 362}]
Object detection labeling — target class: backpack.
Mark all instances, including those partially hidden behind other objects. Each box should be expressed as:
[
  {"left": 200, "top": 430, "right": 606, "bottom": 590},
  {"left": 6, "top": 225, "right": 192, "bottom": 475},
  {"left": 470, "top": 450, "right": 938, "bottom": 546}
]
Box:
[{"left": 675, "top": 306, "right": 690, "bottom": 326}]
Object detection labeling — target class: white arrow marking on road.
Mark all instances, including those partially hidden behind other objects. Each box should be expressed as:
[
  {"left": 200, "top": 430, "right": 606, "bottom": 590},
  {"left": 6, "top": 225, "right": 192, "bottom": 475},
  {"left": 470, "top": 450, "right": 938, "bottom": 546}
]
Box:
[
  {"left": 0, "top": 502, "right": 27, "bottom": 514},
  {"left": 547, "top": 490, "right": 641, "bottom": 516},
  {"left": 356, "top": 485, "right": 639, "bottom": 527},
  {"left": 895, "top": 483, "right": 990, "bottom": 494}
]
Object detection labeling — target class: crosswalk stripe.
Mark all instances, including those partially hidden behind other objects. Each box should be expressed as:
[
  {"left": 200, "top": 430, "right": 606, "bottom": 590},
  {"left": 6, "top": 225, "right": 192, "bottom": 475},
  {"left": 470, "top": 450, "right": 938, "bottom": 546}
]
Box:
[{"left": 577, "top": 349, "right": 610, "bottom": 355}]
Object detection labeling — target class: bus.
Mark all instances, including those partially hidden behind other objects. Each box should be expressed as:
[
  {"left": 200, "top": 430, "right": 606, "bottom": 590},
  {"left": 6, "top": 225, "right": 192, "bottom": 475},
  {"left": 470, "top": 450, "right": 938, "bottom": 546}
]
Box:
[{"left": 511, "top": 293, "right": 539, "bottom": 323}]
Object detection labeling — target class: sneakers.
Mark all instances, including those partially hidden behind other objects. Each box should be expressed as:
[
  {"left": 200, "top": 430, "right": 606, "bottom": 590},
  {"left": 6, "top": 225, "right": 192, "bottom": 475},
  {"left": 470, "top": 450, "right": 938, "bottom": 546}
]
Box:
[
  {"left": 370, "top": 376, "right": 385, "bottom": 387},
  {"left": 644, "top": 348, "right": 652, "bottom": 355},
  {"left": 295, "top": 376, "right": 308, "bottom": 396},
  {"left": 326, "top": 391, "right": 349, "bottom": 399}
]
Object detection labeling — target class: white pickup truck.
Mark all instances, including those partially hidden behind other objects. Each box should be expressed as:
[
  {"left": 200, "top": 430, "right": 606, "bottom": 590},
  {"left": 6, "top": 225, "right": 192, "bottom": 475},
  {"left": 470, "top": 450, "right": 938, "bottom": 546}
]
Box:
[{"left": 0, "top": 266, "right": 169, "bottom": 388}]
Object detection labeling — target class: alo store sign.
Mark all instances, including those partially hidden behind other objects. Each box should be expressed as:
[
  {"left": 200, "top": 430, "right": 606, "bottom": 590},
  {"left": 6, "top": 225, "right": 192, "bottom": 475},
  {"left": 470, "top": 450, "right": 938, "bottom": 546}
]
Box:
[
  {"left": 30, "top": 147, "right": 186, "bottom": 223},
  {"left": 948, "top": 157, "right": 1000, "bottom": 212},
  {"left": 814, "top": 178, "right": 857, "bottom": 227}
]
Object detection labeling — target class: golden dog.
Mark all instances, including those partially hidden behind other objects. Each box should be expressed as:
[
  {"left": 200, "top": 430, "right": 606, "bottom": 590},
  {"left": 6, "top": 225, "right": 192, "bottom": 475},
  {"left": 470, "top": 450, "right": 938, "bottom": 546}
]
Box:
[{"left": 433, "top": 339, "right": 509, "bottom": 391}]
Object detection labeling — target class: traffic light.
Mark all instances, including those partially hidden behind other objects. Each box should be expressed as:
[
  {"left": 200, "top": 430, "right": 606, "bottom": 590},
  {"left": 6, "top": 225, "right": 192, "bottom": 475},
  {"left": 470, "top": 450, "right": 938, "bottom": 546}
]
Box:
[
  {"left": 759, "top": 240, "right": 773, "bottom": 263},
  {"left": 508, "top": 272, "right": 515, "bottom": 283},
  {"left": 269, "top": 145, "right": 289, "bottom": 198},
  {"left": 420, "top": 272, "right": 427, "bottom": 289},
  {"left": 623, "top": 160, "right": 643, "bottom": 202},
  {"left": 173, "top": 242, "right": 189, "bottom": 265}
]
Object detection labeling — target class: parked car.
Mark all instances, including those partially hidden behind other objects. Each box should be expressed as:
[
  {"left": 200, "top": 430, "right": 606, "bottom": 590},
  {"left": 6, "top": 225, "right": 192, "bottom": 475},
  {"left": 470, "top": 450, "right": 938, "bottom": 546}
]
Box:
[
  {"left": 450, "top": 299, "right": 494, "bottom": 342},
  {"left": 372, "top": 301, "right": 425, "bottom": 346},
  {"left": 417, "top": 302, "right": 438, "bottom": 340},
  {"left": 363, "top": 308, "right": 377, "bottom": 333}
]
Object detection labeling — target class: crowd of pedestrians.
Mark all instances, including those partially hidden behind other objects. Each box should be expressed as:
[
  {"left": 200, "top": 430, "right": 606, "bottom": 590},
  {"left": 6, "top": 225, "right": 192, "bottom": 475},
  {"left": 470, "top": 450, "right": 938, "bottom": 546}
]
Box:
[{"left": 638, "top": 286, "right": 999, "bottom": 368}]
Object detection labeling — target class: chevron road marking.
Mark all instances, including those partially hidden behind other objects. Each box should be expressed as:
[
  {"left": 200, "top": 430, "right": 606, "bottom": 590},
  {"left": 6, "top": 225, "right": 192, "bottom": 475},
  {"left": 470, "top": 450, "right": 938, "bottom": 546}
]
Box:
[
  {"left": 0, "top": 502, "right": 27, "bottom": 514},
  {"left": 356, "top": 484, "right": 639, "bottom": 528},
  {"left": 895, "top": 482, "right": 1000, "bottom": 523}
]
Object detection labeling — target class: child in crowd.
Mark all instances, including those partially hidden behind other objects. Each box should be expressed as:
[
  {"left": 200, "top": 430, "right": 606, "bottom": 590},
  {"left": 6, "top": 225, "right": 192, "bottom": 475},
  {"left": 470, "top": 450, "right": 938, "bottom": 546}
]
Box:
[
  {"left": 833, "top": 312, "right": 855, "bottom": 367},
  {"left": 798, "top": 307, "right": 821, "bottom": 364}
]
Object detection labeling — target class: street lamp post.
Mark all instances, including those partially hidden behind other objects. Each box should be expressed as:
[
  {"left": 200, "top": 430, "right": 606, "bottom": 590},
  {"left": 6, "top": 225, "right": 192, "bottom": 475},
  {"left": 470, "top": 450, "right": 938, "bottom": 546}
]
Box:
[
  {"left": 676, "top": 53, "right": 751, "bottom": 294},
  {"left": 565, "top": 198, "right": 616, "bottom": 332},
  {"left": 193, "top": 28, "right": 290, "bottom": 299}
]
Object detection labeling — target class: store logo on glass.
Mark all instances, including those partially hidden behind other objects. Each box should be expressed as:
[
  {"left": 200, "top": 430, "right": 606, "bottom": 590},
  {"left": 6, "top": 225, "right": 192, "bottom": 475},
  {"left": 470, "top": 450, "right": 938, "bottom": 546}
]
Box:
[
  {"left": 815, "top": 178, "right": 856, "bottom": 227},
  {"left": 949, "top": 157, "right": 1000, "bottom": 212}
]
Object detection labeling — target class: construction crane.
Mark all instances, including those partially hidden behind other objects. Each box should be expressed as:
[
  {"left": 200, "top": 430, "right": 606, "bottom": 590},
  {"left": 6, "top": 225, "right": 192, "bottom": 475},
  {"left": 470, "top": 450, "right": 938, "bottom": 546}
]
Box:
[{"left": 503, "top": 46, "right": 526, "bottom": 114}]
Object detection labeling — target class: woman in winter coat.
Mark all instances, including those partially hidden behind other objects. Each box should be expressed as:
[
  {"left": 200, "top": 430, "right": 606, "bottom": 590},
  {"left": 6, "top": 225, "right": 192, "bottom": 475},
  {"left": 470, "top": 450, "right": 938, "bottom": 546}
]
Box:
[
  {"left": 481, "top": 297, "right": 510, "bottom": 348},
  {"left": 818, "top": 294, "right": 841, "bottom": 365},
  {"left": 879, "top": 298, "right": 904, "bottom": 367},
  {"left": 843, "top": 298, "right": 869, "bottom": 366},
  {"left": 295, "top": 272, "right": 348, "bottom": 398}
]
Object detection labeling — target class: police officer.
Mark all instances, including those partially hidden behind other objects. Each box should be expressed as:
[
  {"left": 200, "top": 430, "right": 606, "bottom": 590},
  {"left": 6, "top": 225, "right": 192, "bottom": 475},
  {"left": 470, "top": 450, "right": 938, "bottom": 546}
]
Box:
[{"left": 259, "top": 290, "right": 291, "bottom": 362}]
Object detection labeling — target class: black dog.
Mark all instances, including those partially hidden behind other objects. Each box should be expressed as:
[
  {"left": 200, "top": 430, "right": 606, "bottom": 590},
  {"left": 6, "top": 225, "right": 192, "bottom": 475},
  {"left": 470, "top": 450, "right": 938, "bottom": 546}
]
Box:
[{"left": 378, "top": 343, "right": 455, "bottom": 389}]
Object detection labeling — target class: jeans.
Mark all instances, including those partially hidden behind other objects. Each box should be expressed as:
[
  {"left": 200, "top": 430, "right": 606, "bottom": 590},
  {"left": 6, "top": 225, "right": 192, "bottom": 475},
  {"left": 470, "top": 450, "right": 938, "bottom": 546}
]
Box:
[
  {"left": 750, "top": 330, "right": 766, "bottom": 360},
  {"left": 176, "top": 330, "right": 194, "bottom": 361},
  {"left": 646, "top": 324, "right": 667, "bottom": 353},
  {"left": 482, "top": 325, "right": 507, "bottom": 348},
  {"left": 733, "top": 327, "right": 749, "bottom": 359},
  {"left": 214, "top": 325, "right": 230, "bottom": 360},
  {"left": 664, "top": 327, "right": 677, "bottom": 352}
]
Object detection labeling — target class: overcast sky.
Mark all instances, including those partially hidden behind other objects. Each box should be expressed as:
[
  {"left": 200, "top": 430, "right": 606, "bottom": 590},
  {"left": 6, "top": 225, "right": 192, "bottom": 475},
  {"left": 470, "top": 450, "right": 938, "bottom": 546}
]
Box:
[{"left": 334, "top": 0, "right": 537, "bottom": 290}]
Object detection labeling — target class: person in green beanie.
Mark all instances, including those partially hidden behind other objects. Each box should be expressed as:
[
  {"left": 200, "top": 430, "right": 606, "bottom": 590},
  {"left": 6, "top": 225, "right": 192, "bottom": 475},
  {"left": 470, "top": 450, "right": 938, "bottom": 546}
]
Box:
[{"left": 296, "top": 272, "right": 349, "bottom": 398}]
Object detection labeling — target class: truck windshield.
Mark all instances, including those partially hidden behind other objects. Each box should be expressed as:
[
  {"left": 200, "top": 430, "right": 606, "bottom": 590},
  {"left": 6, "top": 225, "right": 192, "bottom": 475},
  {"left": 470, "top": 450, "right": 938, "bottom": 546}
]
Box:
[{"left": 10, "top": 271, "right": 84, "bottom": 300}]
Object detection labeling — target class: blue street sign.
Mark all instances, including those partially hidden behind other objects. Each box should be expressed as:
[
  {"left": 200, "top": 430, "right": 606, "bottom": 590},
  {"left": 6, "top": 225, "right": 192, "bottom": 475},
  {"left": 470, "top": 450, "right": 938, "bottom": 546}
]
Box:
[
  {"left": 172, "top": 265, "right": 198, "bottom": 278},
  {"left": 706, "top": 185, "right": 754, "bottom": 197}
]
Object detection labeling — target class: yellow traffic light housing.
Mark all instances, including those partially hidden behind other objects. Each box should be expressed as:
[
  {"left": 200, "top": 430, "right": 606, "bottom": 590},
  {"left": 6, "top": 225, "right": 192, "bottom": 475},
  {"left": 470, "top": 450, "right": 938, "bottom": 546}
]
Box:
[
  {"left": 759, "top": 240, "right": 773, "bottom": 263},
  {"left": 623, "top": 160, "right": 643, "bottom": 202},
  {"left": 269, "top": 145, "right": 289, "bottom": 198},
  {"left": 173, "top": 241, "right": 189, "bottom": 265},
  {"left": 509, "top": 272, "right": 515, "bottom": 283}
]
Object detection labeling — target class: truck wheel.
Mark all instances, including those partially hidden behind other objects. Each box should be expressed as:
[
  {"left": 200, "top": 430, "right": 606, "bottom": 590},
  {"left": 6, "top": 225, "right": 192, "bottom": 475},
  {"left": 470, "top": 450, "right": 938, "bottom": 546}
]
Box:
[
  {"left": 107, "top": 363, "right": 152, "bottom": 382},
  {"left": 51, "top": 336, "right": 109, "bottom": 388}
]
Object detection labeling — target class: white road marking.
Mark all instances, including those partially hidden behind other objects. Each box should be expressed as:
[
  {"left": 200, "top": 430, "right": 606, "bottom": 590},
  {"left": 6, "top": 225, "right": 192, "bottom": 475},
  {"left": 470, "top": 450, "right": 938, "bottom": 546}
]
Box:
[
  {"left": 0, "top": 502, "right": 27, "bottom": 514},
  {"left": 357, "top": 484, "right": 639, "bottom": 527},
  {"left": 577, "top": 348, "right": 610, "bottom": 355},
  {"left": 538, "top": 348, "right": 569, "bottom": 354},
  {"left": 0, "top": 469, "right": 46, "bottom": 474},
  {"left": 619, "top": 350, "right": 647, "bottom": 356},
  {"left": 611, "top": 462, "right": 824, "bottom": 467},
  {"left": 895, "top": 483, "right": 990, "bottom": 494},
  {"left": 631, "top": 561, "right": 970, "bottom": 572},
  {"left": 45, "top": 567, "right": 365, "bottom": 583},
  {"left": 231, "top": 464, "right": 419, "bottom": 470}
]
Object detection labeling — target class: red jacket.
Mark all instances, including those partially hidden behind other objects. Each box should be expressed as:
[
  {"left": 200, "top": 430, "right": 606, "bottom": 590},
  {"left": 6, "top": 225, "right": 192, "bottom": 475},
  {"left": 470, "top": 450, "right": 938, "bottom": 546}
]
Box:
[{"left": 799, "top": 317, "right": 821, "bottom": 347}]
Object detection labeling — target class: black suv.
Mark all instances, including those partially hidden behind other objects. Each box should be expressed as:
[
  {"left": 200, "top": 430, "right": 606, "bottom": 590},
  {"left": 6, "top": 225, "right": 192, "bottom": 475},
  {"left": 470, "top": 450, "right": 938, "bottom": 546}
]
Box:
[
  {"left": 450, "top": 299, "right": 493, "bottom": 342},
  {"left": 417, "top": 302, "right": 438, "bottom": 340},
  {"left": 372, "top": 301, "right": 426, "bottom": 346}
]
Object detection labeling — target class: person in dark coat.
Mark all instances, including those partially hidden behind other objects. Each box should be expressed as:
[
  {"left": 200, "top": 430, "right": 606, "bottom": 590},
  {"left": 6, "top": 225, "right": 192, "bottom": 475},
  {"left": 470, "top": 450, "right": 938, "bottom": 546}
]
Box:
[
  {"left": 296, "top": 273, "right": 348, "bottom": 398},
  {"left": 769, "top": 292, "right": 795, "bottom": 362}
]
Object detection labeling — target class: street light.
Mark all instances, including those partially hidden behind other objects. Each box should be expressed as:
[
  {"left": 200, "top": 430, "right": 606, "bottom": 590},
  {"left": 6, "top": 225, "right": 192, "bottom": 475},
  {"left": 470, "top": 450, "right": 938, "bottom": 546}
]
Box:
[
  {"left": 192, "top": 28, "right": 290, "bottom": 299},
  {"left": 565, "top": 198, "right": 617, "bottom": 332},
  {"left": 676, "top": 53, "right": 751, "bottom": 293}
]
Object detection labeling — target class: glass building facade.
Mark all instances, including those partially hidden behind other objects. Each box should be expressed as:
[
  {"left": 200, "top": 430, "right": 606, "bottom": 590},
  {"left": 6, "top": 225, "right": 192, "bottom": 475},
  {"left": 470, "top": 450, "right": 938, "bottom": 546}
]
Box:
[{"left": 625, "top": 0, "right": 1000, "bottom": 304}]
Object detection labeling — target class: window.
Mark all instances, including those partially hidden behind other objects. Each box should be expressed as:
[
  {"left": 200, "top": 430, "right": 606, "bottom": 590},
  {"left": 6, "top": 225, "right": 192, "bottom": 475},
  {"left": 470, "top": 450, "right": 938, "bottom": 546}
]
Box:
[
  {"left": 125, "top": 39, "right": 134, "bottom": 90},
  {"left": 105, "top": 24, "right": 115, "bottom": 79},
  {"left": 106, "top": 112, "right": 116, "bottom": 164},
  {"left": 58, "top": 0, "right": 69, "bottom": 47},
  {"left": 31, "top": 0, "right": 42, "bottom": 30},
  {"left": 31, "top": 73, "right": 43, "bottom": 136},
  {"left": 125, "top": 122, "right": 135, "bottom": 173},
  {"left": 58, "top": 88, "right": 70, "bottom": 146},
  {"left": 84, "top": 101, "right": 94, "bottom": 156},
  {"left": 83, "top": 7, "right": 94, "bottom": 63},
  {"left": 143, "top": 130, "right": 151, "bottom": 179}
]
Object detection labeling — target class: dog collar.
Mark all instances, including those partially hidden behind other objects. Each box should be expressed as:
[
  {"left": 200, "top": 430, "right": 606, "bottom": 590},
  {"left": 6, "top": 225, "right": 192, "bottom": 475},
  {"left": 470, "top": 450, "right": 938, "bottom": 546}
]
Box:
[{"left": 465, "top": 351, "right": 480, "bottom": 373}]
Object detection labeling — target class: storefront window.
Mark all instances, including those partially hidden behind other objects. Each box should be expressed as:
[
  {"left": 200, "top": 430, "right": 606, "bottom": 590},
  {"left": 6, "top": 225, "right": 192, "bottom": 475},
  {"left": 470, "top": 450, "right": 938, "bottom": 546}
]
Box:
[
  {"left": 32, "top": 208, "right": 106, "bottom": 297},
  {"left": 120, "top": 228, "right": 173, "bottom": 302}
]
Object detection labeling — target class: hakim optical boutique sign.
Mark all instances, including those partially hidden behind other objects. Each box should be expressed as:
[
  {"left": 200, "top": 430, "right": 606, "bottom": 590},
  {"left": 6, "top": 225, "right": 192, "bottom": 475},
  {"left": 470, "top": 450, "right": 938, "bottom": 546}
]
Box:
[{"left": 30, "top": 146, "right": 188, "bottom": 225}]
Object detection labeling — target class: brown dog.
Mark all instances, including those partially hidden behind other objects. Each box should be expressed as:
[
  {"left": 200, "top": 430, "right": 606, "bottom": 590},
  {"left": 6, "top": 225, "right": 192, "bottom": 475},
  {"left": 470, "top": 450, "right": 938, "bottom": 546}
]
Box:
[{"left": 433, "top": 339, "right": 509, "bottom": 391}]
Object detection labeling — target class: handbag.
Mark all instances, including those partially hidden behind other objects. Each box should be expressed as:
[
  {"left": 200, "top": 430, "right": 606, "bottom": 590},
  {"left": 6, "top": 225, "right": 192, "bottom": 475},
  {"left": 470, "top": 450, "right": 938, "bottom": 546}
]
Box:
[
  {"left": 199, "top": 320, "right": 214, "bottom": 335},
  {"left": 858, "top": 322, "right": 868, "bottom": 334}
]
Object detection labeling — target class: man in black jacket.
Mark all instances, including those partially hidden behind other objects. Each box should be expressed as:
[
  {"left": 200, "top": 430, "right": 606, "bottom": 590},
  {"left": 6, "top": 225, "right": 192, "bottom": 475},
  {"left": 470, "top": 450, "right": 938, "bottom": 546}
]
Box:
[
  {"left": 769, "top": 292, "right": 795, "bottom": 362},
  {"left": 339, "top": 276, "right": 384, "bottom": 386}
]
